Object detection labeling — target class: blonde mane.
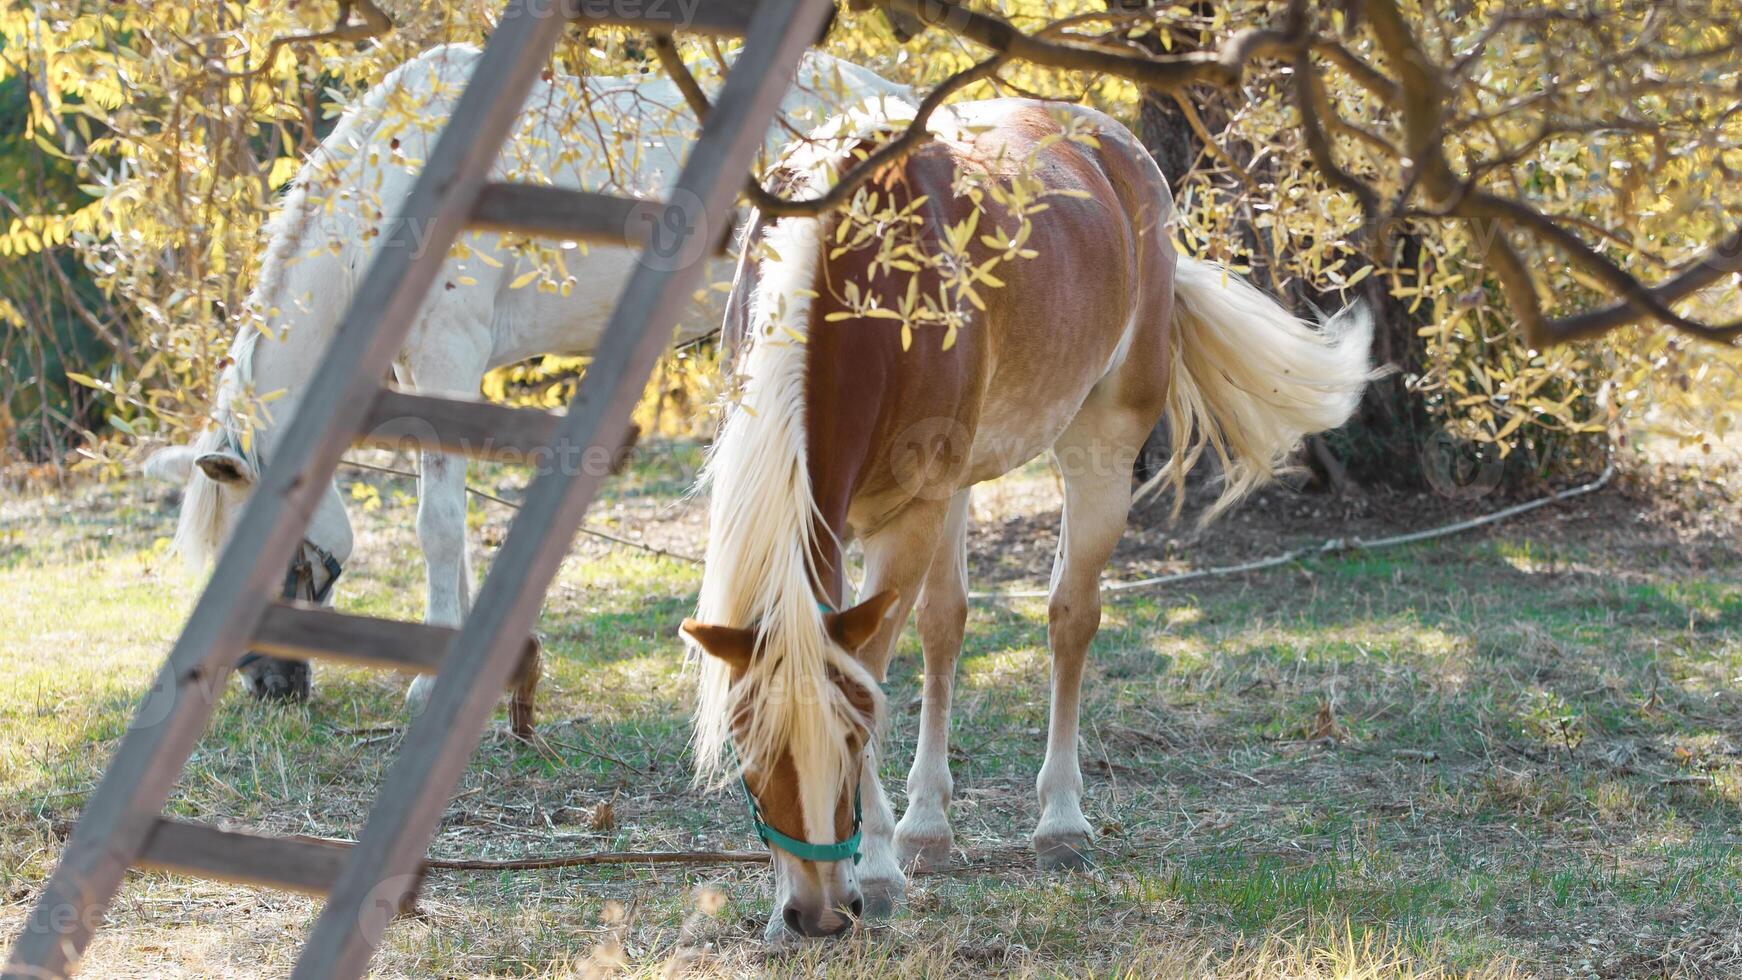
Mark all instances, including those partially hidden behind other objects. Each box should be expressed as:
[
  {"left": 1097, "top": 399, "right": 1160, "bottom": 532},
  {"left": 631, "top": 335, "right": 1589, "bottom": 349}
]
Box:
[{"left": 689, "top": 98, "right": 917, "bottom": 831}]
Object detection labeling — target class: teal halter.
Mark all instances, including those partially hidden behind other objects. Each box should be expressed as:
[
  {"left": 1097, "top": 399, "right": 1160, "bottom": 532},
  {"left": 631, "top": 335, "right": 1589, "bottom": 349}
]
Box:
[
  {"left": 734, "top": 597, "right": 864, "bottom": 864},
  {"left": 739, "top": 773, "right": 863, "bottom": 864}
]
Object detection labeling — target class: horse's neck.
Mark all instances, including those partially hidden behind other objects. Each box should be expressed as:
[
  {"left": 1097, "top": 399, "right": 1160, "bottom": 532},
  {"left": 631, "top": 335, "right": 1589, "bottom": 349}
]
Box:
[{"left": 240, "top": 302, "right": 337, "bottom": 458}]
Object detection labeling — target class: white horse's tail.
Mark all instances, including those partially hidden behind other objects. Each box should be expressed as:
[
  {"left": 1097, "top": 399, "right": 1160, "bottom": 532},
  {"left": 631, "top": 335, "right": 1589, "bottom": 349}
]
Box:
[{"left": 1143, "top": 255, "right": 1375, "bottom": 522}]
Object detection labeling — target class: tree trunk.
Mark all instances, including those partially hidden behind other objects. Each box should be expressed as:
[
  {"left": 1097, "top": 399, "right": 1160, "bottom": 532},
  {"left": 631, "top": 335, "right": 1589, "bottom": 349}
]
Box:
[{"left": 1112, "top": 0, "right": 1437, "bottom": 492}]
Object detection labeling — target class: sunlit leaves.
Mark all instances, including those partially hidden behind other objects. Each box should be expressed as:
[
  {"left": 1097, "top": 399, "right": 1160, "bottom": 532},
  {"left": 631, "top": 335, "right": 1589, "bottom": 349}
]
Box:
[
  {"left": 7, "top": 0, "right": 1739, "bottom": 479},
  {"left": 1167, "top": 0, "right": 1740, "bottom": 473}
]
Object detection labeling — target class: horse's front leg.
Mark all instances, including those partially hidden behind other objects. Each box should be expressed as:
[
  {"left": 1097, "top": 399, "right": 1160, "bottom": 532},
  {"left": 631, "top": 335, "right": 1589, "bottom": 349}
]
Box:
[
  {"left": 894, "top": 489, "right": 970, "bottom": 871},
  {"left": 854, "top": 498, "right": 951, "bottom": 917},
  {"left": 405, "top": 443, "right": 473, "bottom": 711},
  {"left": 397, "top": 346, "right": 485, "bottom": 713}
]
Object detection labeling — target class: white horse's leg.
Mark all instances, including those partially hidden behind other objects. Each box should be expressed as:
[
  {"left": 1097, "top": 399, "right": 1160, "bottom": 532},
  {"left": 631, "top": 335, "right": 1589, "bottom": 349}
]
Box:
[
  {"left": 852, "top": 498, "right": 950, "bottom": 917},
  {"left": 401, "top": 344, "right": 488, "bottom": 712},
  {"left": 1033, "top": 405, "right": 1143, "bottom": 870},
  {"left": 894, "top": 489, "right": 971, "bottom": 871}
]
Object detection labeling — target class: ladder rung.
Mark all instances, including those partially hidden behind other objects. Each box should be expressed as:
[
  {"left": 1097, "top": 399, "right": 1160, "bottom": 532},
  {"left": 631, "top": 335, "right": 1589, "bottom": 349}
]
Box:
[
  {"left": 471, "top": 183, "right": 647, "bottom": 245},
  {"left": 571, "top": 0, "right": 759, "bottom": 36},
  {"left": 253, "top": 603, "right": 452, "bottom": 674},
  {"left": 357, "top": 390, "right": 561, "bottom": 463},
  {"left": 137, "top": 819, "right": 357, "bottom": 896}
]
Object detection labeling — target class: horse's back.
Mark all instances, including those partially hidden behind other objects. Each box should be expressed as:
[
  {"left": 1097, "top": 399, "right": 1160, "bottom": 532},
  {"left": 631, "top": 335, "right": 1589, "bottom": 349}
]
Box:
[
  {"left": 804, "top": 99, "right": 1176, "bottom": 525},
  {"left": 938, "top": 100, "right": 1177, "bottom": 481}
]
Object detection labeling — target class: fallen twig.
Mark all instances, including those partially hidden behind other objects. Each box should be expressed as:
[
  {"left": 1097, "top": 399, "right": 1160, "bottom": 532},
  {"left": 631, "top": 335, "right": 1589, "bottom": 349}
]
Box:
[
  {"left": 971, "top": 463, "right": 1616, "bottom": 599},
  {"left": 424, "top": 849, "right": 766, "bottom": 871}
]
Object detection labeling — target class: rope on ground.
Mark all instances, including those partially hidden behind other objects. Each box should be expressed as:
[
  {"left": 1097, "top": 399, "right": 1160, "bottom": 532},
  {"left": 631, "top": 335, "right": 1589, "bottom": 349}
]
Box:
[
  {"left": 337, "top": 458, "right": 704, "bottom": 565},
  {"left": 966, "top": 463, "right": 1617, "bottom": 601}
]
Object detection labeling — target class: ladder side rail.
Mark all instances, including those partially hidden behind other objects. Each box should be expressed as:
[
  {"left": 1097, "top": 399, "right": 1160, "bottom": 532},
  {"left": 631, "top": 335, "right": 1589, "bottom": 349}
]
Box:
[
  {"left": 4, "top": 6, "right": 568, "bottom": 977},
  {"left": 289, "top": 3, "right": 834, "bottom": 977}
]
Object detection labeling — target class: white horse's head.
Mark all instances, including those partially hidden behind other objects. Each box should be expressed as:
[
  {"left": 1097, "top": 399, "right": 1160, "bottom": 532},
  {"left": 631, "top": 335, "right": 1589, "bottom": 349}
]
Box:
[
  {"left": 143, "top": 337, "right": 353, "bottom": 700},
  {"left": 147, "top": 427, "right": 354, "bottom": 564}
]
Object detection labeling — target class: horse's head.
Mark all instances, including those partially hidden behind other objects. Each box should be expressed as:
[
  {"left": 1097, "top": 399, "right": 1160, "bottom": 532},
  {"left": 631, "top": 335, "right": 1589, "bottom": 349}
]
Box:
[
  {"left": 682, "top": 589, "right": 898, "bottom": 939},
  {"left": 144, "top": 427, "right": 352, "bottom": 700}
]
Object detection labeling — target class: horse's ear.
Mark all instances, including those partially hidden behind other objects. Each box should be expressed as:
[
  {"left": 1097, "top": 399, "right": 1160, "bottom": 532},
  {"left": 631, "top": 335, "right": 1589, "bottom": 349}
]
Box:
[
  {"left": 143, "top": 446, "right": 199, "bottom": 484},
  {"left": 195, "top": 450, "right": 252, "bottom": 486},
  {"left": 827, "top": 589, "right": 900, "bottom": 654},
  {"left": 681, "top": 619, "right": 755, "bottom": 674}
]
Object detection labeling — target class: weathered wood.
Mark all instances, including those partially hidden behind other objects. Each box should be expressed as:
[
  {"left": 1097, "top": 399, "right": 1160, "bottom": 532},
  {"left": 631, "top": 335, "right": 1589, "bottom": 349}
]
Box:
[
  {"left": 289, "top": 2, "right": 834, "bottom": 976},
  {"left": 252, "top": 606, "right": 543, "bottom": 720},
  {"left": 4, "top": 6, "right": 570, "bottom": 978},
  {"left": 252, "top": 603, "right": 453, "bottom": 675},
  {"left": 470, "top": 183, "right": 649, "bottom": 244},
  {"left": 567, "top": 0, "right": 763, "bottom": 36},
  {"left": 137, "top": 820, "right": 358, "bottom": 897},
  {"left": 358, "top": 389, "right": 577, "bottom": 464}
]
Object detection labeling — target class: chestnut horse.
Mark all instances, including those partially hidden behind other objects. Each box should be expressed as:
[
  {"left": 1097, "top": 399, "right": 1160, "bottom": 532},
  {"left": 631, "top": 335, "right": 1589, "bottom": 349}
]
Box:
[{"left": 681, "top": 98, "right": 1374, "bottom": 939}]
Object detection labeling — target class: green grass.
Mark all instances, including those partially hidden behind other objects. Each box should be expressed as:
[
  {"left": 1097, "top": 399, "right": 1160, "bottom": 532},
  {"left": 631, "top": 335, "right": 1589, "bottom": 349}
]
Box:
[{"left": 0, "top": 450, "right": 1738, "bottom": 977}]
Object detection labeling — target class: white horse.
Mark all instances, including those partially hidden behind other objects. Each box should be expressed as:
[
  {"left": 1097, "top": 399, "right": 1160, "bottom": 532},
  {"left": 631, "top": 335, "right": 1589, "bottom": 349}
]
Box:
[{"left": 145, "top": 44, "right": 912, "bottom": 703}]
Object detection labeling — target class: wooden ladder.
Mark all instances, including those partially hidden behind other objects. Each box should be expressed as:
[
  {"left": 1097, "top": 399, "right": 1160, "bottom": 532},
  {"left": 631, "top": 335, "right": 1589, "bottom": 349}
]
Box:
[{"left": 5, "top": 1, "right": 830, "bottom": 976}]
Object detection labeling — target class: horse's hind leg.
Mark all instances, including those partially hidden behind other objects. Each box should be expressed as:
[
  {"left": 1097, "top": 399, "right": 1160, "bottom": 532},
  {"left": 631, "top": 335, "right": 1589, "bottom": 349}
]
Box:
[
  {"left": 509, "top": 635, "right": 542, "bottom": 740},
  {"left": 1034, "top": 402, "right": 1146, "bottom": 870},
  {"left": 894, "top": 489, "right": 971, "bottom": 871}
]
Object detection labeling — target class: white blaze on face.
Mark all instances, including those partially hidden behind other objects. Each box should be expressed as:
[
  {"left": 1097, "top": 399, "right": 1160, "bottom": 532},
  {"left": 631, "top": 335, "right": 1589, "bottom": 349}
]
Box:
[{"left": 791, "top": 673, "right": 848, "bottom": 846}]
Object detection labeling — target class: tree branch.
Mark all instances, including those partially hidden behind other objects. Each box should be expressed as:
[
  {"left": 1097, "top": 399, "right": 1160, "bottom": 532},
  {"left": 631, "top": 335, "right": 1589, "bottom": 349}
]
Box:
[
  {"left": 664, "top": 0, "right": 1742, "bottom": 349},
  {"left": 1294, "top": 48, "right": 1382, "bottom": 229},
  {"left": 1521, "top": 224, "right": 1742, "bottom": 345},
  {"left": 208, "top": 0, "right": 393, "bottom": 80},
  {"left": 881, "top": 0, "right": 1305, "bottom": 94},
  {"left": 651, "top": 34, "right": 1005, "bottom": 219},
  {"left": 1312, "top": 39, "right": 1398, "bottom": 102},
  {"left": 650, "top": 34, "right": 711, "bottom": 116}
]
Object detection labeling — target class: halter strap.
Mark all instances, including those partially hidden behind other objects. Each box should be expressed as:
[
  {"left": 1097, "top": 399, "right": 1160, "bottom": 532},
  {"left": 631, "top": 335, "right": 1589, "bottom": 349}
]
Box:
[
  {"left": 288, "top": 540, "right": 344, "bottom": 605},
  {"left": 238, "top": 540, "right": 343, "bottom": 670},
  {"left": 739, "top": 774, "right": 863, "bottom": 865}
]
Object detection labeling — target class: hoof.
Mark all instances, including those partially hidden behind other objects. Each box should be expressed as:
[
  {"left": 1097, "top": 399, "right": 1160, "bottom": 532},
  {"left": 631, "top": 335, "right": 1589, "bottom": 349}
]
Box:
[
  {"left": 404, "top": 674, "right": 435, "bottom": 715},
  {"left": 894, "top": 830, "right": 954, "bottom": 872},
  {"left": 1034, "top": 833, "right": 1093, "bottom": 871},
  {"left": 859, "top": 875, "right": 907, "bottom": 920},
  {"left": 240, "top": 657, "right": 311, "bottom": 702}
]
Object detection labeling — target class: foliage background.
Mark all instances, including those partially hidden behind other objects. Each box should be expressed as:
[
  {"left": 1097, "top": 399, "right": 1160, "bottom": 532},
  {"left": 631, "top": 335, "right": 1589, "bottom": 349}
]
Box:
[{"left": 1, "top": 0, "right": 1737, "bottom": 494}]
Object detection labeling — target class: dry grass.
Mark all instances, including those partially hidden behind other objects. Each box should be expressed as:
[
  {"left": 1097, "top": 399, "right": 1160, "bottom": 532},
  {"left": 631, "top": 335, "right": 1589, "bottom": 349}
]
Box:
[{"left": 1, "top": 444, "right": 1738, "bottom": 977}]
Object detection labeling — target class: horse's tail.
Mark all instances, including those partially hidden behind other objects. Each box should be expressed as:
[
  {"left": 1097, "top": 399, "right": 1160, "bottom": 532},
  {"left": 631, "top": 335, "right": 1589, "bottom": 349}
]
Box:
[{"left": 1142, "top": 255, "right": 1375, "bottom": 522}]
